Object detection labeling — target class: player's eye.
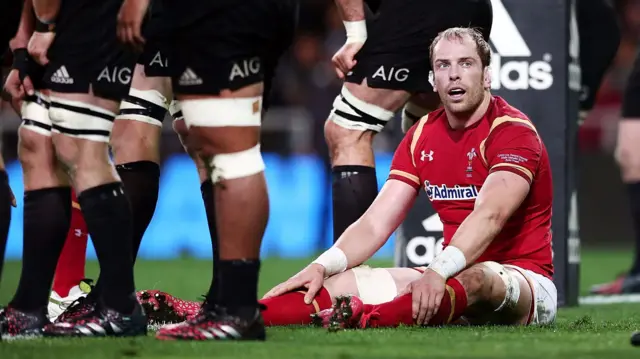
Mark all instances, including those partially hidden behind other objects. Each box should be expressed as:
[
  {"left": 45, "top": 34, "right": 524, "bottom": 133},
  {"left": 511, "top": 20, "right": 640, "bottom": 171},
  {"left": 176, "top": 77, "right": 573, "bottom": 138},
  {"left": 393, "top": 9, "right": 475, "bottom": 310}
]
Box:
[
  {"left": 461, "top": 61, "right": 471, "bottom": 67},
  {"left": 437, "top": 63, "right": 449, "bottom": 69}
]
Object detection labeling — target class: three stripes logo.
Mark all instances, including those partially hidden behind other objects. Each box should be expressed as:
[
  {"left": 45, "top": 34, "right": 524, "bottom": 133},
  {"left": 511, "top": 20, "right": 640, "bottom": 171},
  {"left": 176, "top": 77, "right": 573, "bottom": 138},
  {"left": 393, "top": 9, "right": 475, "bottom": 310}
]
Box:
[
  {"left": 50, "top": 66, "right": 74, "bottom": 85},
  {"left": 179, "top": 68, "right": 203, "bottom": 86},
  {"left": 488, "top": 0, "right": 553, "bottom": 91}
]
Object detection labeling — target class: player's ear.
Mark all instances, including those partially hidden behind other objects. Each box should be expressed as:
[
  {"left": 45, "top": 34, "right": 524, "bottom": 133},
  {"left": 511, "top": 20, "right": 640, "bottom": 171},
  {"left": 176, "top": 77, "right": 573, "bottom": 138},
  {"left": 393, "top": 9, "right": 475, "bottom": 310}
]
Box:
[
  {"left": 429, "top": 70, "right": 436, "bottom": 92},
  {"left": 483, "top": 66, "right": 492, "bottom": 90}
]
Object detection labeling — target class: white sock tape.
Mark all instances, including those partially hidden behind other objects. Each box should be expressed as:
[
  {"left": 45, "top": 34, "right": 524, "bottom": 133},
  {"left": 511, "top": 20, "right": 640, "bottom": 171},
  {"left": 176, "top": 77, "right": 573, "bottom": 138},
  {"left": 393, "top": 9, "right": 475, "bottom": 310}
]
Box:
[
  {"left": 312, "top": 246, "right": 348, "bottom": 277},
  {"left": 428, "top": 246, "right": 467, "bottom": 279},
  {"left": 344, "top": 20, "right": 367, "bottom": 44}
]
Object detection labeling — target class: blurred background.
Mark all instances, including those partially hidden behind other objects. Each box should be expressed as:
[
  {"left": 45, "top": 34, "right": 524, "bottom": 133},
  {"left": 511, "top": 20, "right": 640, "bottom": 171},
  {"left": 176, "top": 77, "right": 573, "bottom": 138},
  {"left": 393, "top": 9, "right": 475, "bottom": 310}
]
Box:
[{"left": 0, "top": 0, "right": 639, "bottom": 261}]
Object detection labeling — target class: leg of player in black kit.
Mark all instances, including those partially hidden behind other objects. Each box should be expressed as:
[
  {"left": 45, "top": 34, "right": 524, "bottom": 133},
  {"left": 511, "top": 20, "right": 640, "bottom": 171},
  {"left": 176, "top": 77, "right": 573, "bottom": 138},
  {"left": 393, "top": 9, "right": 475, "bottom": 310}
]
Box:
[
  {"left": 327, "top": 0, "right": 492, "bottom": 242},
  {"left": 135, "top": 0, "right": 298, "bottom": 341},
  {"left": 0, "top": 2, "right": 77, "bottom": 338},
  {"left": 39, "top": 0, "right": 145, "bottom": 338},
  {"left": 591, "top": 49, "right": 640, "bottom": 295}
]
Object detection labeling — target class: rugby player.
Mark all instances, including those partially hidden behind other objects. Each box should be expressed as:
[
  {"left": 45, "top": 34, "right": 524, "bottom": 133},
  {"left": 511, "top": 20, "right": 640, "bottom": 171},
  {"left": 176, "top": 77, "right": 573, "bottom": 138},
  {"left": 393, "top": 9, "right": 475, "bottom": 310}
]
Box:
[
  {"left": 326, "top": 0, "right": 492, "bottom": 244},
  {"left": 138, "top": 27, "right": 557, "bottom": 329},
  {"left": 2, "top": 2, "right": 92, "bottom": 325},
  {"left": 118, "top": 0, "right": 298, "bottom": 341},
  {"left": 3, "top": 0, "right": 147, "bottom": 338},
  {"left": 591, "top": 48, "right": 640, "bottom": 295},
  {"left": 0, "top": 0, "right": 21, "bottom": 296}
]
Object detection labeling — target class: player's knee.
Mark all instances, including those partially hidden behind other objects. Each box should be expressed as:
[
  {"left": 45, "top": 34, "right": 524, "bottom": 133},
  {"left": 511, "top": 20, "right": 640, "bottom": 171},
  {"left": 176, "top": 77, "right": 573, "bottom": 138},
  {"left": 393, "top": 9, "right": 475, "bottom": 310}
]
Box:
[
  {"left": 477, "top": 262, "right": 522, "bottom": 312},
  {"left": 456, "top": 265, "right": 490, "bottom": 300},
  {"left": 325, "top": 86, "right": 394, "bottom": 143},
  {"left": 111, "top": 120, "right": 162, "bottom": 164},
  {"left": 18, "top": 127, "right": 54, "bottom": 170}
]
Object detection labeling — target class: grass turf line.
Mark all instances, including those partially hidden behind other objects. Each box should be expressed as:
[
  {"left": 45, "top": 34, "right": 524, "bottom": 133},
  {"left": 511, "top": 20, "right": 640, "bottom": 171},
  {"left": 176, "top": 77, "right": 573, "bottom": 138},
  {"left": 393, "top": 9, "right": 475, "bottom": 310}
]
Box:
[{"left": 0, "top": 249, "right": 639, "bottom": 358}]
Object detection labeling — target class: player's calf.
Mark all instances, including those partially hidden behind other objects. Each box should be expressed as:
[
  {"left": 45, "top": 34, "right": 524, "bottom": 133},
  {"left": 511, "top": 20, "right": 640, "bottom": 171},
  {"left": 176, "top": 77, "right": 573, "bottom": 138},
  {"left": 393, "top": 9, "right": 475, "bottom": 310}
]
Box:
[
  {"left": 325, "top": 83, "right": 409, "bottom": 242},
  {"left": 47, "top": 92, "right": 141, "bottom": 319},
  {"left": 111, "top": 83, "right": 169, "bottom": 262}
]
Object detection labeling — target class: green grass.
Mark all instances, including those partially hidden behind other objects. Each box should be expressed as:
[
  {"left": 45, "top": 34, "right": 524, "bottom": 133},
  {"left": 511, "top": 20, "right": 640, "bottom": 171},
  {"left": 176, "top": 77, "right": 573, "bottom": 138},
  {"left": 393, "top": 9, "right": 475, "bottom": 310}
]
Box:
[{"left": 1, "top": 249, "right": 639, "bottom": 358}]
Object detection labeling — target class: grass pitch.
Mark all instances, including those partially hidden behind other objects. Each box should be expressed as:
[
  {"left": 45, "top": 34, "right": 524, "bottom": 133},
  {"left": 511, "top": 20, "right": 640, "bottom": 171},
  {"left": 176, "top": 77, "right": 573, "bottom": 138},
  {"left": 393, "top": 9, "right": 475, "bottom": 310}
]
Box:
[{"left": 1, "top": 249, "right": 639, "bottom": 359}]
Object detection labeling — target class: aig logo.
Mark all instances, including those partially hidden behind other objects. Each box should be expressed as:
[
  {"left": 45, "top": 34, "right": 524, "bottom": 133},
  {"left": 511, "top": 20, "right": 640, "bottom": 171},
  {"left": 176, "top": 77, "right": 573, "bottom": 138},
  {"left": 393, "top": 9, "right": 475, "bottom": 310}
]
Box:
[
  {"left": 372, "top": 66, "right": 409, "bottom": 82},
  {"left": 97, "top": 66, "right": 132, "bottom": 85}
]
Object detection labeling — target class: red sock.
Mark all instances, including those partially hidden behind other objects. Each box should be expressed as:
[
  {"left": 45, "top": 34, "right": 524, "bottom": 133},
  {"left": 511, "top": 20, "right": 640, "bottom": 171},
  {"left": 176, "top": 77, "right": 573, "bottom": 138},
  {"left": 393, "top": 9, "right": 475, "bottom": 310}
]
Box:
[
  {"left": 259, "top": 287, "right": 333, "bottom": 326},
  {"left": 52, "top": 192, "right": 88, "bottom": 297},
  {"left": 366, "top": 278, "right": 468, "bottom": 328}
]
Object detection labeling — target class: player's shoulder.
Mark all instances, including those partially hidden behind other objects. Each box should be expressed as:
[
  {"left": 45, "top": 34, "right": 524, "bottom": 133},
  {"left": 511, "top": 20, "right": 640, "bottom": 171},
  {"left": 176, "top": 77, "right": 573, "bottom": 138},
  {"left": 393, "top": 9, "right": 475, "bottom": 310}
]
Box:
[
  {"left": 486, "top": 96, "right": 538, "bottom": 137},
  {"left": 404, "top": 108, "right": 445, "bottom": 139}
]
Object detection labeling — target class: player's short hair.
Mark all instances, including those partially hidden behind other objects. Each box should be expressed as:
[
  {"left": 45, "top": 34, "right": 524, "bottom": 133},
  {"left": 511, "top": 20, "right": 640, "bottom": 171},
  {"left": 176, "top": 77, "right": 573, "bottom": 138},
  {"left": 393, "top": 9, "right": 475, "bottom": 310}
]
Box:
[{"left": 429, "top": 27, "right": 491, "bottom": 68}]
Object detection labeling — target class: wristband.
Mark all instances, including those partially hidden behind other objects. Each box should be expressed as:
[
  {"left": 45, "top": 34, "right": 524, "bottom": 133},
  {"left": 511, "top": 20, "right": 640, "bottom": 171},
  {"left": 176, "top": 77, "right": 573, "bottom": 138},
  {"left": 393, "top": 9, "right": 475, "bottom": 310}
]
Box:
[
  {"left": 312, "top": 246, "right": 348, "bottom": 277},
  {"left": 427, "top": 245, "right": 467, "bottom": 279},
  {"left": 35, "top": 17, "right": 55, "bottom": 33},
  {"left": 343, "top": 20, "right": 367, "bottom": 44},
  {"left": 11, "top": 48, "right": 32, "bottom": 81}
]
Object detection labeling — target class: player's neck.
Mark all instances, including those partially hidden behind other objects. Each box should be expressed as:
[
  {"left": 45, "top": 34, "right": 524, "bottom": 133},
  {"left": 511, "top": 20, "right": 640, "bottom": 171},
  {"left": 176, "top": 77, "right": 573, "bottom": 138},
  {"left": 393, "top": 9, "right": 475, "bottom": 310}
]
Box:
[{"left": 446, "top": 92, "right": 491, "bottom": 130}]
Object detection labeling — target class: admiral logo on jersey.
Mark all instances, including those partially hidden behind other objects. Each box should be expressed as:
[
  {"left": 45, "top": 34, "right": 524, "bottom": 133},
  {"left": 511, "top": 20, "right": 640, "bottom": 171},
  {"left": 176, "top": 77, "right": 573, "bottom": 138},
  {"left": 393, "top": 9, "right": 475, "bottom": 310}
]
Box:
[{"left": 424, "top": 181, "right": 479, "bottom": 201}]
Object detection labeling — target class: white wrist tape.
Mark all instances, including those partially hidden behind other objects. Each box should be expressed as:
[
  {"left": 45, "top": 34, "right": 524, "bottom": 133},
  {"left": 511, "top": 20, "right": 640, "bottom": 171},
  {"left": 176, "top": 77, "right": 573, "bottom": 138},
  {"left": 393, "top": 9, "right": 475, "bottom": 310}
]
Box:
[
  {"left": 312, "top": 247, "right": 348, "bottom": 277},
  {"left": 427, "top": 246, "right": 467, "bottom": 279},
  {"left": 343, "top": 20, "right": 367, "bottom": 44}
]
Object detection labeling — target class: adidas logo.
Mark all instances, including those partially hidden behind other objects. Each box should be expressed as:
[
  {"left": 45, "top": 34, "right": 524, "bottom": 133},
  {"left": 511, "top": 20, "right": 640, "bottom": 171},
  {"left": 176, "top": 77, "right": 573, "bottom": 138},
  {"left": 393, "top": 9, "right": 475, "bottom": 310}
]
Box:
[
  {"left": 178, "top": 68, "right": 203, "bottom": 86},
  {"left": 488, "top": 0, "right": 555, "bottom": 91},
  {"left": 50, "top": 66, "right": 74, "bottom": 85}
]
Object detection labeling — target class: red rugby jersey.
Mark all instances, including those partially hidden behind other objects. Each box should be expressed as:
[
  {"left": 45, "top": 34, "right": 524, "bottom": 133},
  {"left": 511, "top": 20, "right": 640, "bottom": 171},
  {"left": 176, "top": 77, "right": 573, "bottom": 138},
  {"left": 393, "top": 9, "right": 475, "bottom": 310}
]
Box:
[{"left": 389, "top": 96, "right": 553, "bottom": 279}]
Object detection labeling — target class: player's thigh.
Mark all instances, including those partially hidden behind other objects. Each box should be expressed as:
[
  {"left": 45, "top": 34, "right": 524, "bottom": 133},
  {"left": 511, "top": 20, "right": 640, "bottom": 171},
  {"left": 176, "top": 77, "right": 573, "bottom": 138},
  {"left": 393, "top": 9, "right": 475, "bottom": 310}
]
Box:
[{"left": 323, "top": 266, "right": 423, "bottom": 305}]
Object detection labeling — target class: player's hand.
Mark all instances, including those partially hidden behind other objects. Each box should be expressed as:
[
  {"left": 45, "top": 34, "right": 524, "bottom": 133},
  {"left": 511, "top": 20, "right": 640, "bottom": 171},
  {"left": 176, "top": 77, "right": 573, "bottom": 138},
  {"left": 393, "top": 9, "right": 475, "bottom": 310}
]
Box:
[
  {"left": 332, "top": 42, "right": 364, "bottom": 80},
  {"left": 262, "top": 263, "right": 326, "bottom": 304},
  {"left": 2, "top": 69, "right": 32, "bottom": 109},
  {"left": 399, "top": 269, "right": 446, "bottom": 325},
  {"left": 27, "top": 32, "right": 55, "bottom": 66},
  {"left": 117, "top": 0, "right": 150, "bottom": 52}
]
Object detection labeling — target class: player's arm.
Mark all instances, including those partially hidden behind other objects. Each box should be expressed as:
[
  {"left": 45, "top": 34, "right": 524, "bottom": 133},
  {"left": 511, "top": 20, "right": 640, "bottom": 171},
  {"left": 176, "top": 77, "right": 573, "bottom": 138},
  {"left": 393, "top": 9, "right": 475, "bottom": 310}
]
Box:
[
  {"left": 314, "top": 125, "right": 422, "bottom": 275},
  {"left": 427, "top": 123, "right": 542, "bottom": 279},
  {"left": 335, "top": 0, "right": 365, "bottom": 21},
  {"left": 32, "top": 0, "right": 60, "bottom": 24},
  {"left": 332, "top": 0, "right": 367, "bottom": 78},
  {"left": 332, "top": 179, "right": 418, "bottom": 268},
  {"left": 9, "top": 0, "right": 35, "bottom": 51}
]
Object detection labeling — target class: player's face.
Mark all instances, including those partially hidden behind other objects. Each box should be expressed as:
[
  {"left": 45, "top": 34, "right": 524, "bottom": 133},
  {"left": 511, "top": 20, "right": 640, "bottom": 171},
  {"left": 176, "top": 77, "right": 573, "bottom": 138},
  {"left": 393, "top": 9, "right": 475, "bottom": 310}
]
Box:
[{"left": 432, "top": 36, "right": 488, "bottom": 115}]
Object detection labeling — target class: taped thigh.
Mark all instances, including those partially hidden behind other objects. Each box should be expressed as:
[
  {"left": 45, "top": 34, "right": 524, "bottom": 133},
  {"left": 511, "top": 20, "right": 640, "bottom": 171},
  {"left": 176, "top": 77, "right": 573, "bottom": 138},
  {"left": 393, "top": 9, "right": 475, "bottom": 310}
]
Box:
[
  {"left": 481, "top": 261, "right": 521, "bottom": 312},
  {"left": 48, "top": 97, "right": 116, "bottom": 143},
  {"left": 116, "top": 88, "right": 169, "bottom": 127},
  {"left": 208, "top": 145, "right": 265, "bottom": 184},
  {"left": 328, "top": 86, "right": 395, "bottom": 133},
  {"left": 180, "top": 97, "right": 262, "bottom": 128},
  {"left": 350, "top": 265, "right": 398, "bottom": 305},
  {"left": 20, "top": 92, "right": 52, "bottom": 136}
]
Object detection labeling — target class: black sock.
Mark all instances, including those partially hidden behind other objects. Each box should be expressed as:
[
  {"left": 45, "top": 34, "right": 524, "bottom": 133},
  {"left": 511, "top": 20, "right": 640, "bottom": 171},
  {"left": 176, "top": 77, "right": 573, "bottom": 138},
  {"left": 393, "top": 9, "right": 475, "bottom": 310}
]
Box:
[
  {"left": 331, "top": 166, "right": 379, "bottom": 243},
  {"left": 116, "top": 161, "right": 160, "bottom": 262},
  {"left": 216, "top": 259, "right": 260, "bottom": 313},
  {"left": 200, "top": 180, "right": 220, "bottom": 307},
  {"left": 10, "top": 186, "right": 71, "bottom": 311},
  {"left": 628, "top": 182, "right": 640, "bottom": 275},
  {"left": 0, "top": 171, "right": 11, "bottom": 290},
  {"left": 78, "top": 182, "right": 136, "bottom": 313}
]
